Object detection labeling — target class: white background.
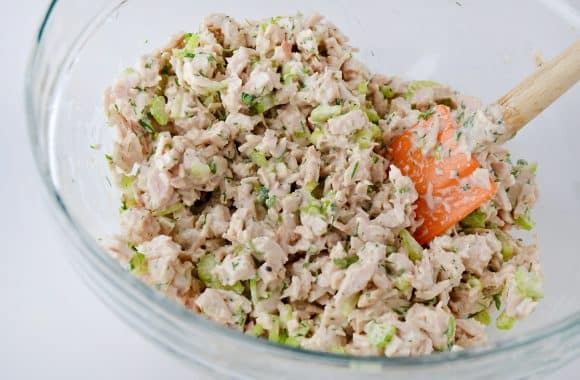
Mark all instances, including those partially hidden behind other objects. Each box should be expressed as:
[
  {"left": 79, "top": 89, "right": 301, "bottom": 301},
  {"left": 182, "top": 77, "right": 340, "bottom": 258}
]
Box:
[{"left": 0, "top": 1, "right": 578, "bottom": 379}]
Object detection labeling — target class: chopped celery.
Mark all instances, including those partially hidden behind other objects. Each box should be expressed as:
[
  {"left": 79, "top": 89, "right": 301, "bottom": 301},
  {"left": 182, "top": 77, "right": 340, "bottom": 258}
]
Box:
[
  {"left": 496, "top": 310, "right": 515, "bottom": 330},
  {"left": 353, "top": 124, "right": 382, "bottom": 148},
  {"left": 150, "top": 96, "right": 169, "bottom": 126},
  {"left": 365, "top": 321, "right": 396, "bottom": 349},
  {"left": 230, "top": 281, "right": 245, "bottom": 294},
  {"left": 249, "top": 278, "right": 258, "bottom": 304},
  {"left": 445, "top": 316, "right": 456, "bottom": 349},
  {"left": 394, "top": 276, "right": 410, "bottom": 291},
  {"left": 515, "top": 211, "right": 535, "bottom": 231},
  {"left": 399, "top": 229, "right": 423, "bottom": 262},
  {"left": 341, "top": 292, "right": 360, "bottom": 317},
  {"left": 282, "top": 64, "right": 298, "bottom": 83},
  {"left": 309, "top": 104, "right": 342, "bottom": 123},
  {"left": 364, "top": 108, "right": 380, "bottom": 124},
  {"left": 196, "top": 254, "right": 244, "bottom": 293},
  {"left": 380, "top": 85, "right": 395, "bottom": 99},
  {"left": 332, "top": 255, "right": 359, "bottom": 269},
  {"left": 501, "top": 241, "right": 514, "bottom": 261},
  {"left": 120, "top": 175, "right": 136, "bottom": 193},
  {"left": 152, "top": 203, "right": 184, "bottom": 217},
  {"left": 129, "top": 252, "right": 147, "bottom": 275},
  {"left": 283, "top": 336, "right": 301, "bottom": 348},
  {"left": 406, "top": 80, "right": 439, "bottom": 100},
  {"left": 184, "top": 33, "right": 200, "bottom": 52},
  {"left": 241, "top": 92, "right": 275, "bottom": 114},
  {"left": 268, "top": 315, "right": 281, "bottom": 342},
  {"left": 358, "top": 81, "right": 368, "bottom": 96},
  {"left": 304, "top": 181, "right": 318, "bottom": 193},
  {"left": 460, "top": 209, "right": 486, "bottom": 228},
  {"left": 466, "top": 276, "right": 482, "bottom": 289},
  {"left": 197, "top": 254, "right": 218, "bottom": 287},
  {"left": 250, "top": 151, "right": 269, "bottom": 167},
  {"left": 514, "top": 268, "right": 544, "bottom": 301},
  {"left": 191, "top": 162, "right": 211, "bottom": 178},
  {"left": 250, "top": 323, "right": 264, "bottom": 337},
  {"left": 309, "top": 127, "right": 323, "bottom": 145},
  {"left": 253, "top": 94, "right": 276, "bottom": 114},
  {"left": 472, "top": 309, "right": 491, "bottom": 326}
]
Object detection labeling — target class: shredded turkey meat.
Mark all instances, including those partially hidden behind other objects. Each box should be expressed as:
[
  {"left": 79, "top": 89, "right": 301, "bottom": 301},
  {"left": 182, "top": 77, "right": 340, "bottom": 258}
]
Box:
[{"left": 103, "top": 12, "right": 542, "bottom": 357}]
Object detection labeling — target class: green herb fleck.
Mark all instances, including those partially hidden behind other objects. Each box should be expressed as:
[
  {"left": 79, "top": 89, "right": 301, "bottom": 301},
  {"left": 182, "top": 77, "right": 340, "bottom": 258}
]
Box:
[{"left": 138, "top": 117, "right": 156, "bottom": 134}]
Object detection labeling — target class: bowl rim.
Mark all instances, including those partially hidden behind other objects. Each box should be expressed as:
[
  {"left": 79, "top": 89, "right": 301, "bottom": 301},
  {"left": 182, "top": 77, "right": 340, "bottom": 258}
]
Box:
[{"left": 25, "top": 0, "right": 580, "bottom": 370}]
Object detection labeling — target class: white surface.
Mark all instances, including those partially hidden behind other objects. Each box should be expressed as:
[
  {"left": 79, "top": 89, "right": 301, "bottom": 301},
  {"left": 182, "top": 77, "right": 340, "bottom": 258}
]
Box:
[{"left": 0, "top": 1, "right": 578, "bottom": 379}]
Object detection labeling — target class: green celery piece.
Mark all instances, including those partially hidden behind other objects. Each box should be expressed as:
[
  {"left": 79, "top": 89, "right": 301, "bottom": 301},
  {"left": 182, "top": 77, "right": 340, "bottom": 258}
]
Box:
[
  {"left": 460, "top": 209, "right": 486, "bottom": 228},
  {"left": 472, "top": 309, "right": 491, "bottom": 326},
  {"left": 515, "top": 211, "right": 535, "bottom": 231},
  {"left": 150, "top": 96, "right": 169, "bottom": 125},
  {"left": 496, "top": 310, "right": 515, "bottom": 330},
  {"left": 399, "top": 229, "right": 423, "bottom": 262},
  {"left": 129, "top": 252, "right": 148, "bottom": 275},
  {"left": 514, "top": 268, "right": 544, "bottom": 301},
  {"left": 366, "top": 321, "right": 396, "bottom": 349},
  {"left": 310, "top": 104, "right": 342, "bottom": 123}
]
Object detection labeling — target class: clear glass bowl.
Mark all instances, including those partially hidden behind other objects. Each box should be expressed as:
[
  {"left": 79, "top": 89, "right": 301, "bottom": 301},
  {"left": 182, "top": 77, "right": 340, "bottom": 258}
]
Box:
[{"left": 26, "top": 1, "right": 580, "bottom": 378}]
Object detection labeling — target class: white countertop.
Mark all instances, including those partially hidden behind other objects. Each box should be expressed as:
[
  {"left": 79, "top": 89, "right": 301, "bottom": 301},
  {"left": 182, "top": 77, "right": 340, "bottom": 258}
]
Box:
[{"left": 0, "top": 1, "right": 577, "bottom": 379}]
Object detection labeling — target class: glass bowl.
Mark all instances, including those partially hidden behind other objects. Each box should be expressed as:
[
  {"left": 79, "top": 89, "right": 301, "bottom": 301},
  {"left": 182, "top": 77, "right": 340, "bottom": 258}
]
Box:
[{"left": 26, "top": 1, "right": 580, "bottom": 378}]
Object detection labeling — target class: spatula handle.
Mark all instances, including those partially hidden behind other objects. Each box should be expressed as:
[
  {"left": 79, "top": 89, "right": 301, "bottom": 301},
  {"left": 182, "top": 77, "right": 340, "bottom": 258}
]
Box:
[{"left": 497, "top": 40, "right": 580, "bottom": 140}]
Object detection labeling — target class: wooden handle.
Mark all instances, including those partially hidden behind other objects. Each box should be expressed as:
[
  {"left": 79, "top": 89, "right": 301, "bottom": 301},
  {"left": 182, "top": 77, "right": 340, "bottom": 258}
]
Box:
[{"left": 497, "top": 40, "right": 580, "bottom": 139}]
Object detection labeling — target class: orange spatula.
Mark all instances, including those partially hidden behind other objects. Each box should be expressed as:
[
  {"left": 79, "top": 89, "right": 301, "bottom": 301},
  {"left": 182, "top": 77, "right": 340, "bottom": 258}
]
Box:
[{"left": 390, "top": 40, "right": 580, "bottom": 245}]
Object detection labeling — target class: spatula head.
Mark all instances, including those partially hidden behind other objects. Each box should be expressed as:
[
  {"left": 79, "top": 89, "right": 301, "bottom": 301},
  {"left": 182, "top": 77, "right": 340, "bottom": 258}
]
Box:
[{"left": 389, "top": 105, "right": 497, "bottom": 245}]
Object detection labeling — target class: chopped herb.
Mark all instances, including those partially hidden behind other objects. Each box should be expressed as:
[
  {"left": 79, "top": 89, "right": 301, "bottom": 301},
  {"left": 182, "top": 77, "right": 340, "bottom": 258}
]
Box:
[
  {"left": 351, "top": 161, "right": 360, "bottom": 178},
  {"left": 138, "top": 117, "right": 156, "bottom": 134},
  {"left": 493, "top": 293, "right": 502, "bottom": 310},
  {"left": 417, "top": 108, "right": 436, "bottom": 120},
  {"left": 255, "top": 185, "right": 270, "bottom": 205},
  {"left": 241, "top": 92, "right": 257, "bottom": 107},
  {"left": 209, "top": 160, "right": 217, "bottom": 174},
  {"left": 104, "top": 154, "right": 113, "bottom": 163}
]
